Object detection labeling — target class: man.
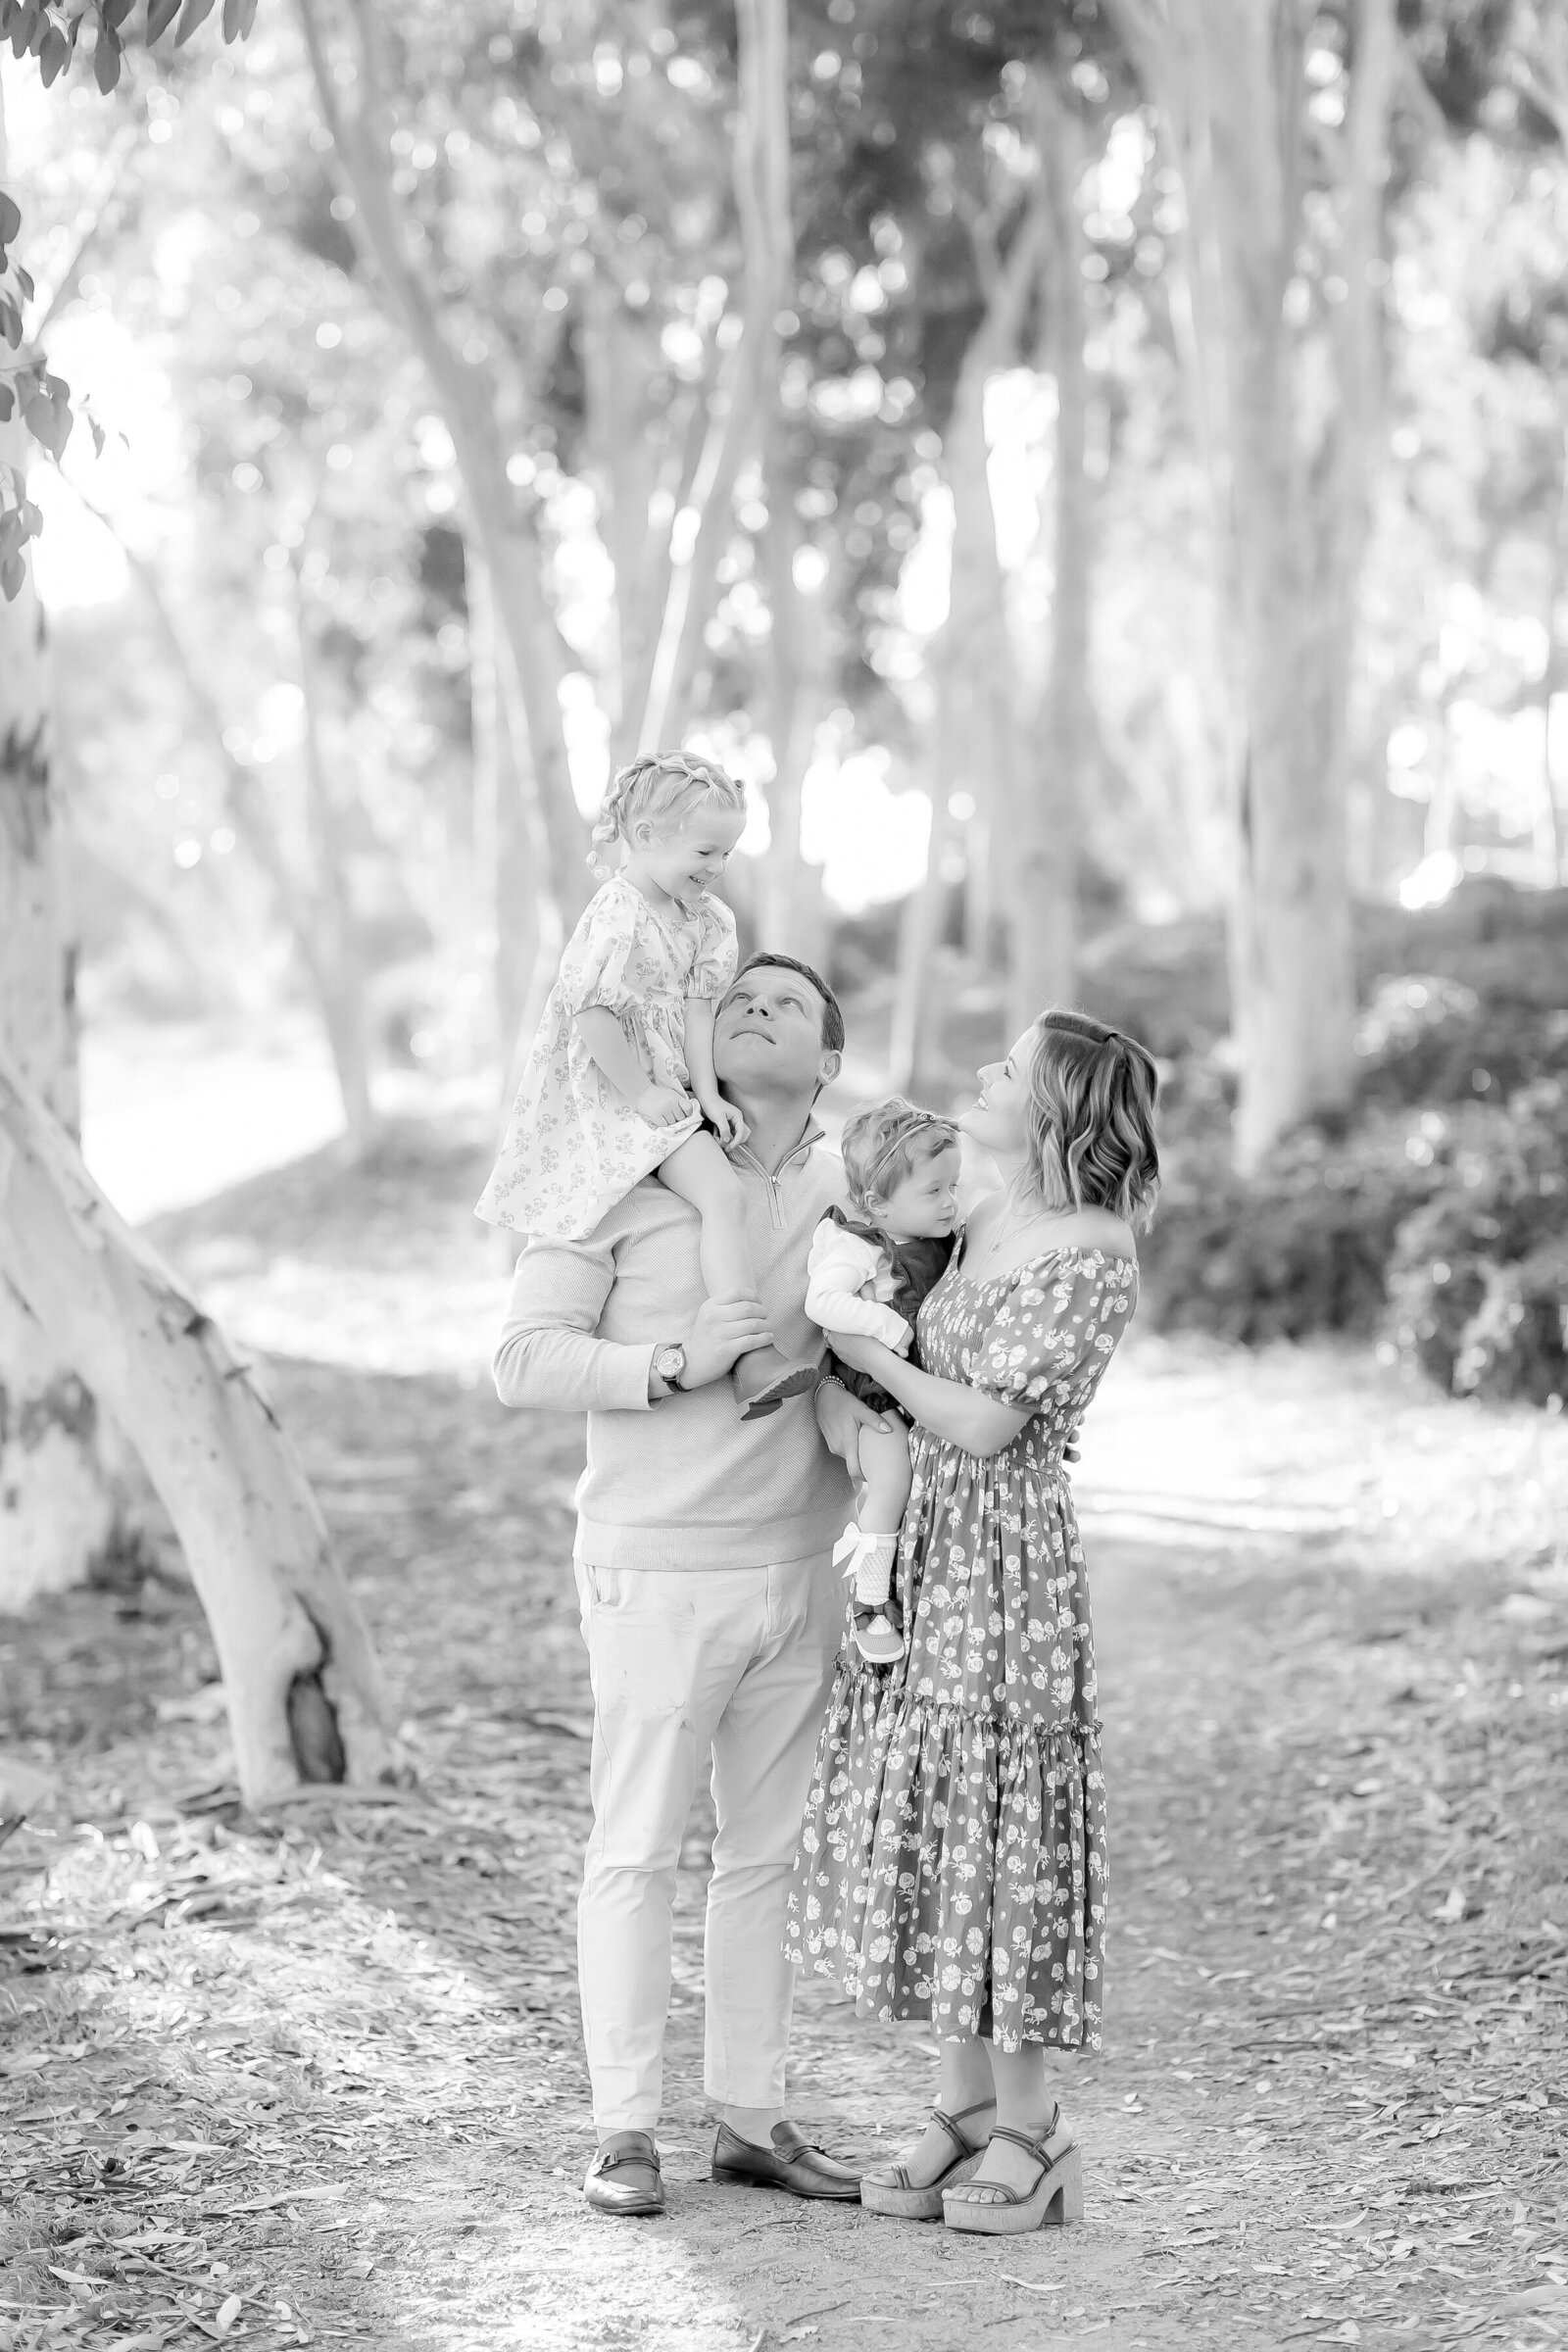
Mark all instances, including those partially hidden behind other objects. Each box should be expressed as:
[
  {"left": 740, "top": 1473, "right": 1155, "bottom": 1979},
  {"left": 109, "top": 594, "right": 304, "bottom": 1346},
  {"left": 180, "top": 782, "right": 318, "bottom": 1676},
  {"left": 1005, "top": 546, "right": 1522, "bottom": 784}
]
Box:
[{"left": 492, "top": 952, "right": 885, "bottom": 2217}]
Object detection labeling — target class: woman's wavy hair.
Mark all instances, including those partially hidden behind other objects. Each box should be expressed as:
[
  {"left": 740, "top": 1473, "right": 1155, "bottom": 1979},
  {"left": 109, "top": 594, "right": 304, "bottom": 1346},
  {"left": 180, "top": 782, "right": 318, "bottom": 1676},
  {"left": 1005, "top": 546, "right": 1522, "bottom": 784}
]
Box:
[
  {"left": 1021, "top": 1010, "right": 1160, "bottom": 1231},
  {"left": 841, "top": 1096, "right": 961, "bottom": 1215},
  {"left": 588, "top": 749, "right": 747, "bottom": 877}
]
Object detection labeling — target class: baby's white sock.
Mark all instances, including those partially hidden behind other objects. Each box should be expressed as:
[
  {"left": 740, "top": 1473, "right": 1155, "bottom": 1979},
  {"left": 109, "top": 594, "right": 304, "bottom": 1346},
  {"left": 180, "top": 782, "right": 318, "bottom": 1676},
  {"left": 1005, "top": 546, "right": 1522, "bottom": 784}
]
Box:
[{"left": 854, "top": 1534, "right": 898, "bottom": 1609}]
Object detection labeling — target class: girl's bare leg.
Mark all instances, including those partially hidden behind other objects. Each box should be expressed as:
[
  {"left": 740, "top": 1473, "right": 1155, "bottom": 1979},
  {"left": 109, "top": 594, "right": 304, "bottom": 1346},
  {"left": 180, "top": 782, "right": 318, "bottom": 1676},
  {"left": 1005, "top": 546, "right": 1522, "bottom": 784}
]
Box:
[
  {"left": 843, "top": 1422, "right": 911, "bottom": 1653},
  {"left": 856, "top": 1420, "right": 912, "bottom": 1537},
  {"left": 657, "top": 1130, "right": 754, "bottom": 1300},
  {"left": 657, "top": 1131, "right": 816, "bottom": 1415}
]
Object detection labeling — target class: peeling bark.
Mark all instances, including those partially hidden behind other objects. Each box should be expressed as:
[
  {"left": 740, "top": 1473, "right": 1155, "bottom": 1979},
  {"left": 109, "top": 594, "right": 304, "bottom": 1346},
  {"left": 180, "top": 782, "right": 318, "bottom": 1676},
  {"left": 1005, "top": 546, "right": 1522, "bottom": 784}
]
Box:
[{"left": 0, "top": 1060, "right": 400, "bottom": 1807}]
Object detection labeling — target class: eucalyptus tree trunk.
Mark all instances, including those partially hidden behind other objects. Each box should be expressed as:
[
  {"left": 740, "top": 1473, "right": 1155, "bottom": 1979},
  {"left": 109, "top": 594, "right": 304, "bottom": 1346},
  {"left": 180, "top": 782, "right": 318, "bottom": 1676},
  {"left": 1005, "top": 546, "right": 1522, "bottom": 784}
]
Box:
[
  {"left": 1012, "top": 82, "right": 1090, "bottom": 1033},
  {"left": 0, "top": 75, "right": 120, "bottom": 1609},
  {"left": 86, "top": 494, "right": 380, "bottom": 1152},
  {"left": 888, "top": 652, "right": 960, "bottom": 1098},
  {"left": 467, "top": 546, "right": 556, "bottom": 1096},
  {"left": 1109, "top": 0, "right": 1392, "bottom": 1166},
  {"left": 1199, "top": 0, "right": 1356, "bottom": 1167},
  {"left": 732, "top": 0, "right": 830, "bottom": 966},
  {"left": 892, "top": 175, "right": 1051, "bottom": 1082},
  {"left": 290, "top": 551, "right": 377, "bottom": 1152},
  {"left": 0, "top": 1062, "right": 401, "bottom": 1806},
  {"left": 296, "top": 0, "right": 590, "bottom": 935}
]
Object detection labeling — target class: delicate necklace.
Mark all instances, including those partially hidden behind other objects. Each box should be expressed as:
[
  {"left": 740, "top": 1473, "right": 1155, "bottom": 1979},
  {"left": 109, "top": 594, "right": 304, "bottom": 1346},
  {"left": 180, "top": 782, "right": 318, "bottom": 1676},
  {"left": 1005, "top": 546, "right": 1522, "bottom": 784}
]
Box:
[{"left": 968, "top": 1186, "right": 1044, "bottom": 1277}]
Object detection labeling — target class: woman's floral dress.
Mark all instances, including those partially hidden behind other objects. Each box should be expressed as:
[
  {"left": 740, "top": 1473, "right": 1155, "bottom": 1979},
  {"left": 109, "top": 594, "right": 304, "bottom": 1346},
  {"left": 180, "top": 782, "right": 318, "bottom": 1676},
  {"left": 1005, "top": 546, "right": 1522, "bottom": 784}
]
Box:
[
  {"left": 474, "top": 873, "right": 736, "bottom": 1238},
  {"left": 786, "top": 1245, "right": 1138, "bottom": 2053}
]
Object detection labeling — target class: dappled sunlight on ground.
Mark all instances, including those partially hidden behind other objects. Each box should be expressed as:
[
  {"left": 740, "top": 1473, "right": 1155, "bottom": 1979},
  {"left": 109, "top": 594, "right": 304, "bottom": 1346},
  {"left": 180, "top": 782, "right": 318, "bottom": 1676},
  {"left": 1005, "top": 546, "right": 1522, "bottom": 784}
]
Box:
[
  {"left": 6, "top": 1079, "right": 1567, "bottom": 2348},
  {"left": 1075, "top": 1331, "right": 1568, "bottom": 1586}
]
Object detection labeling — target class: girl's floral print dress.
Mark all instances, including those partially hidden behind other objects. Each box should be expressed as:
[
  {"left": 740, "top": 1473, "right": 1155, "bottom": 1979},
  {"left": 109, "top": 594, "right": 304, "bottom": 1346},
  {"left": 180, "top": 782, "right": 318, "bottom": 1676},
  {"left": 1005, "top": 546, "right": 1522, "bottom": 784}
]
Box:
[
  {"left": 474, "top": 873, "right": 737, "bottom": 1239},
  {"left": 787, "top": 1245, "right": 1137, "bottom": 2053}
]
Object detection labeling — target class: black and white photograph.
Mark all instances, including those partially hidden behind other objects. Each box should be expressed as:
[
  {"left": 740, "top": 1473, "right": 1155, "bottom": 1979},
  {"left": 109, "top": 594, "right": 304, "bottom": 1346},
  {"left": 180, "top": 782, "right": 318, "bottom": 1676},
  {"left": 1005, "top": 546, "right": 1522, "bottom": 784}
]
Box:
[{"left": 2, "top": 1, "right": 1566, "bottom": 2345}]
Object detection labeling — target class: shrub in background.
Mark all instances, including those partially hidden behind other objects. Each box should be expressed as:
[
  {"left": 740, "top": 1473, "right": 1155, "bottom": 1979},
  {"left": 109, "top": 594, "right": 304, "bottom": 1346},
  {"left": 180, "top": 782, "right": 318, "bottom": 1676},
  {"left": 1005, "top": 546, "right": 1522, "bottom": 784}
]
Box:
[
  {"left": 1140, "top": 1114, "right": 1441, "bottom": 1346},
  {"left": 1353, "top": 974, "right": 1568, "bottom": 1112},
  {"left": 1144, "top": 1076, "right": 1568, "bottom": 1404},
  {"left": 1385, "top": 1083, "right": 1568, "bottom": 1406}
]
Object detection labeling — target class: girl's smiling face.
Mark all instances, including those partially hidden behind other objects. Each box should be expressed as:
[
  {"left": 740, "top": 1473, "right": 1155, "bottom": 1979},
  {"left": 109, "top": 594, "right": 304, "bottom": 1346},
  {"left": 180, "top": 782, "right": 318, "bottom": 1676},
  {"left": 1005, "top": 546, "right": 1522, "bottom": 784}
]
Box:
[
  {"left": 632, "top": 802, "right": 746, "bottom": 906},
  {"left": 960, "top": 1030, "right": 1037, "bottom": 1161}
]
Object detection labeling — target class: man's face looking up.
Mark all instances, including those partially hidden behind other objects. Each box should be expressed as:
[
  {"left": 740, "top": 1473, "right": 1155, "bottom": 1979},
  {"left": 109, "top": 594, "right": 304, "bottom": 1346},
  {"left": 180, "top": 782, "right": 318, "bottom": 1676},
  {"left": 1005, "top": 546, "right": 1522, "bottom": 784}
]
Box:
[{"left": 713, "top": 964, "right": 840, "bottom": 1103}]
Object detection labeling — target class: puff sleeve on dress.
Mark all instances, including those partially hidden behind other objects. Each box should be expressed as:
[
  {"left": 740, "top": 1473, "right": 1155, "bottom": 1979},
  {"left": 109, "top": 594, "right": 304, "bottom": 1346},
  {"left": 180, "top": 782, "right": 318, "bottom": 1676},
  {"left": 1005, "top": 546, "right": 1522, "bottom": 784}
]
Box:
[
  {"left": 963, "top": 1251, "right": 1136, "bottom": 1412},
  {"left": 557, "top": 883, "right": 643, "bottom": 1018}
]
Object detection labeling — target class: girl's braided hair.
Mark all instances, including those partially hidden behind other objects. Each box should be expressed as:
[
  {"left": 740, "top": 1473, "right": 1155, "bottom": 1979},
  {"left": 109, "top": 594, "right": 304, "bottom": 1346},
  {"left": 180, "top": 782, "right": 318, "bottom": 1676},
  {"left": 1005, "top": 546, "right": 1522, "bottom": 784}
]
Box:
[{"left": 588, "top": 750, "right": 747, "bottom": 877}]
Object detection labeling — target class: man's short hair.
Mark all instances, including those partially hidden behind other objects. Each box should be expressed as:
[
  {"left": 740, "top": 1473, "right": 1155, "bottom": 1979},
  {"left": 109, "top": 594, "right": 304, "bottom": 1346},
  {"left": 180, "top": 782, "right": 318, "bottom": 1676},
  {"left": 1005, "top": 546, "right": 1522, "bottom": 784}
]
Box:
[{"left": 733, "top": 951, "right": 846, "bottom": 1058}]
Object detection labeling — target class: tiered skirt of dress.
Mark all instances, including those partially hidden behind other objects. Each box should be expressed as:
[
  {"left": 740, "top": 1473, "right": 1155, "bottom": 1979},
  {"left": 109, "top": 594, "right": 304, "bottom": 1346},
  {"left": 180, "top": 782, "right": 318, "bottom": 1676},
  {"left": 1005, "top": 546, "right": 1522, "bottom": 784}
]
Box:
[{"left": 787, "top": 1247, "right": 1139, "bottom": 2053}]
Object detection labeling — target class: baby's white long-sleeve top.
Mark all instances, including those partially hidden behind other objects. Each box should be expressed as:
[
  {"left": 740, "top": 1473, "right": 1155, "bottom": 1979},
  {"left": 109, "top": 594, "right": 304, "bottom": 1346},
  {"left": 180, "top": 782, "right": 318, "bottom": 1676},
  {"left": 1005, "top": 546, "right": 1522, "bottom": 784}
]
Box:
[{"left": 805, "top": 1217, "right": 913, "bottom": 1353}]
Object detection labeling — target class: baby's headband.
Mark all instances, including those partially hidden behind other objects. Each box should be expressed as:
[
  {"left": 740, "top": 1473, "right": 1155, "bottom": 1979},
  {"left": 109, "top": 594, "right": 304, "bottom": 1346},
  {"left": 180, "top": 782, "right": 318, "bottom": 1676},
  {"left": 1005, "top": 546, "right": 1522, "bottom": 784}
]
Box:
[{"left": 859, "top": 1107, "right": 959, "bottom": 1200}]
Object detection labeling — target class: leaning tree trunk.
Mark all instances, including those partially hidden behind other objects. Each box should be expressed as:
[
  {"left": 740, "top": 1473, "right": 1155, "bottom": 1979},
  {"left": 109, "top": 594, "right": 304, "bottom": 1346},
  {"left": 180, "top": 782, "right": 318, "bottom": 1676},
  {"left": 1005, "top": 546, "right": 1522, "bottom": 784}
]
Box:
[
  {"left": 0, "top": 1057, "right": 400, "bottom": 1807},
  {"left": 0, "top": 107, "right": 121, "bottom": 1607}
]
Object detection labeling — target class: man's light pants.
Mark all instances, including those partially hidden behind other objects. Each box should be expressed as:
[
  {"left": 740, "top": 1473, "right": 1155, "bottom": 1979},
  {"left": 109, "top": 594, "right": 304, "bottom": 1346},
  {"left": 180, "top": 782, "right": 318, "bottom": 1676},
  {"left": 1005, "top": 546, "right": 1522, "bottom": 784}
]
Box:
[{"left": 573, "top": 1554, "right": 840, "bottom": 2133}]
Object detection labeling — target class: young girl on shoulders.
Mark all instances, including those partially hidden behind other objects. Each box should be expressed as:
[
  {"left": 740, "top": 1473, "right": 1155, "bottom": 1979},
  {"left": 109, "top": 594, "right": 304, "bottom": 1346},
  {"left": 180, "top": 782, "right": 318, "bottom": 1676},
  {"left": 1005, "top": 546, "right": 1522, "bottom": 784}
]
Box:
[
  {"left": 476, "top": 749, "right": 816, "bottom": 1420},
  {"left": 807, "top": 1099, "right": 962, "bottom": 1662}
]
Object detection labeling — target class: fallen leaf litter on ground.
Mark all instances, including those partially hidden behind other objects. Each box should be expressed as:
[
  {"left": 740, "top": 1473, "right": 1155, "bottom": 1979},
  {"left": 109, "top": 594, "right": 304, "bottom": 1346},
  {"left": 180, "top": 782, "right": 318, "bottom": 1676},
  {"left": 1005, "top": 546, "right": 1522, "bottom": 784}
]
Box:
[{"left": 2, "top": 1126, "right": 1566, "bottom": 2349}]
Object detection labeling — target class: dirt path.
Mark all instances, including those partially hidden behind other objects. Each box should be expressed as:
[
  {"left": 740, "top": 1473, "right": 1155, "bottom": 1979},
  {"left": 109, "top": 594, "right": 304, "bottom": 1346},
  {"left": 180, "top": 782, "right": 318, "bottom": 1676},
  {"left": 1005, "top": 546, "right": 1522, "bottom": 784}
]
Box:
[{"left": 4, "top": 1133, "right": 1567, "bottom": 2351}]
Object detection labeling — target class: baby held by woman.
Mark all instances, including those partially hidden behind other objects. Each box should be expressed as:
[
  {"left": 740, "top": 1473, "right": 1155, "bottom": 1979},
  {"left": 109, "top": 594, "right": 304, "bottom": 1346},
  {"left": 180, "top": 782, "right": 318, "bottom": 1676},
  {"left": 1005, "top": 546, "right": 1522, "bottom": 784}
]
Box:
[{"left": 807, "top": 1099, "right": 962, "bottom": 1663}]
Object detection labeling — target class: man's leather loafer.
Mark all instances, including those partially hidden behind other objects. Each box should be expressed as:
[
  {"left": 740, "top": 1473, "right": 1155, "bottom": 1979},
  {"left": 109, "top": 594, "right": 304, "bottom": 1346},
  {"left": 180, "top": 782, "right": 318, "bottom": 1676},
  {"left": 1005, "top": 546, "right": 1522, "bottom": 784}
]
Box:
[
  {"left": 584, "top": 2131, "right": 664, "bottom": 2217},
  {"left": 710, "top": 2120, "right": 861, "bottom": 2201}
]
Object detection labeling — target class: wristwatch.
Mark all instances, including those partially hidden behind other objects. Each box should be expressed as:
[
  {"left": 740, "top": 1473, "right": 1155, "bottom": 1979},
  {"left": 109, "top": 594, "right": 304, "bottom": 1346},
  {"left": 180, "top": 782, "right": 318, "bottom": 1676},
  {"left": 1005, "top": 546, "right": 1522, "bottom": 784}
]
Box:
[{"left": 652, "top": 1343, "right": 688, "bottom": 1393}]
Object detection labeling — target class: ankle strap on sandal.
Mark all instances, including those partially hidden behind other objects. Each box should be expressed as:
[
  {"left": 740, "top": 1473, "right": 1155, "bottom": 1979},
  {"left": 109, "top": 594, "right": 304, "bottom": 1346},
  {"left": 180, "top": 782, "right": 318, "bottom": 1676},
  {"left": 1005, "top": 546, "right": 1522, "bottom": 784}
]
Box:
[
  {"left": 931, "top": 2097, "right": 995, "bottom": 2156},
  {"left": 986, "top": 2105, "right": 1060, "bottom": 2158}
]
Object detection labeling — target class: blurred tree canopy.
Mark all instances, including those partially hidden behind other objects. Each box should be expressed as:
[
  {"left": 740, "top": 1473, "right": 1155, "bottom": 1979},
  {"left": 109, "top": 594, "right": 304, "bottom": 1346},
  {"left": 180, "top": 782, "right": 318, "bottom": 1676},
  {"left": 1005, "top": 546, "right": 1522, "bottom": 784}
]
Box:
[{"left": 2, "top": 0, "right": 1566, "bottom": 1133}]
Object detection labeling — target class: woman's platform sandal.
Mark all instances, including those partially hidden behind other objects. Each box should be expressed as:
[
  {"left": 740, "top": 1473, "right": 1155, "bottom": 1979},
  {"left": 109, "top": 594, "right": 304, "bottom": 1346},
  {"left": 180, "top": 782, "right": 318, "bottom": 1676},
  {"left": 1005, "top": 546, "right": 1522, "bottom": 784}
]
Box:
[
  {"left": 858, "top": 2098, "right": 996, "bottom": 2222},
  {"left": 941, "top": 2110, "right": 1083, "bottom": 2236}
]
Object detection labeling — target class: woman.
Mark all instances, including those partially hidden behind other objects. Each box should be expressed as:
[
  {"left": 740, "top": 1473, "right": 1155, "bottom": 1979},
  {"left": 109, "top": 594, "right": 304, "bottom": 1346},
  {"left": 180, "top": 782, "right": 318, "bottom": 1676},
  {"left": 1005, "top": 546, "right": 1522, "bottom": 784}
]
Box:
[{"left": 786, "top": 1009, "right": 1159, "bottom": 2236}]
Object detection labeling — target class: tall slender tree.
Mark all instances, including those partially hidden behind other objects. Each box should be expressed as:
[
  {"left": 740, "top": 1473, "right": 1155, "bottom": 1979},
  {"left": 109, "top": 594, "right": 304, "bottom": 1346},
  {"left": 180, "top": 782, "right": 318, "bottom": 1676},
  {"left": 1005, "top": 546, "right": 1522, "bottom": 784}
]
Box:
[{"left": 1106, "top": 0, "right": 1396, "bottom": 1165}]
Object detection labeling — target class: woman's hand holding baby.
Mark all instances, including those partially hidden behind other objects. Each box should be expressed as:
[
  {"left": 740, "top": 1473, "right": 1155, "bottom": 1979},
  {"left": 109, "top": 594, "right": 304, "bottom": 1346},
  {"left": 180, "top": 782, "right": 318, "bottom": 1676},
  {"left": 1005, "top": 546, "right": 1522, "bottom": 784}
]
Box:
[{"left": 816, "top": 1382, "right": 892, "bottom": 1481}]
